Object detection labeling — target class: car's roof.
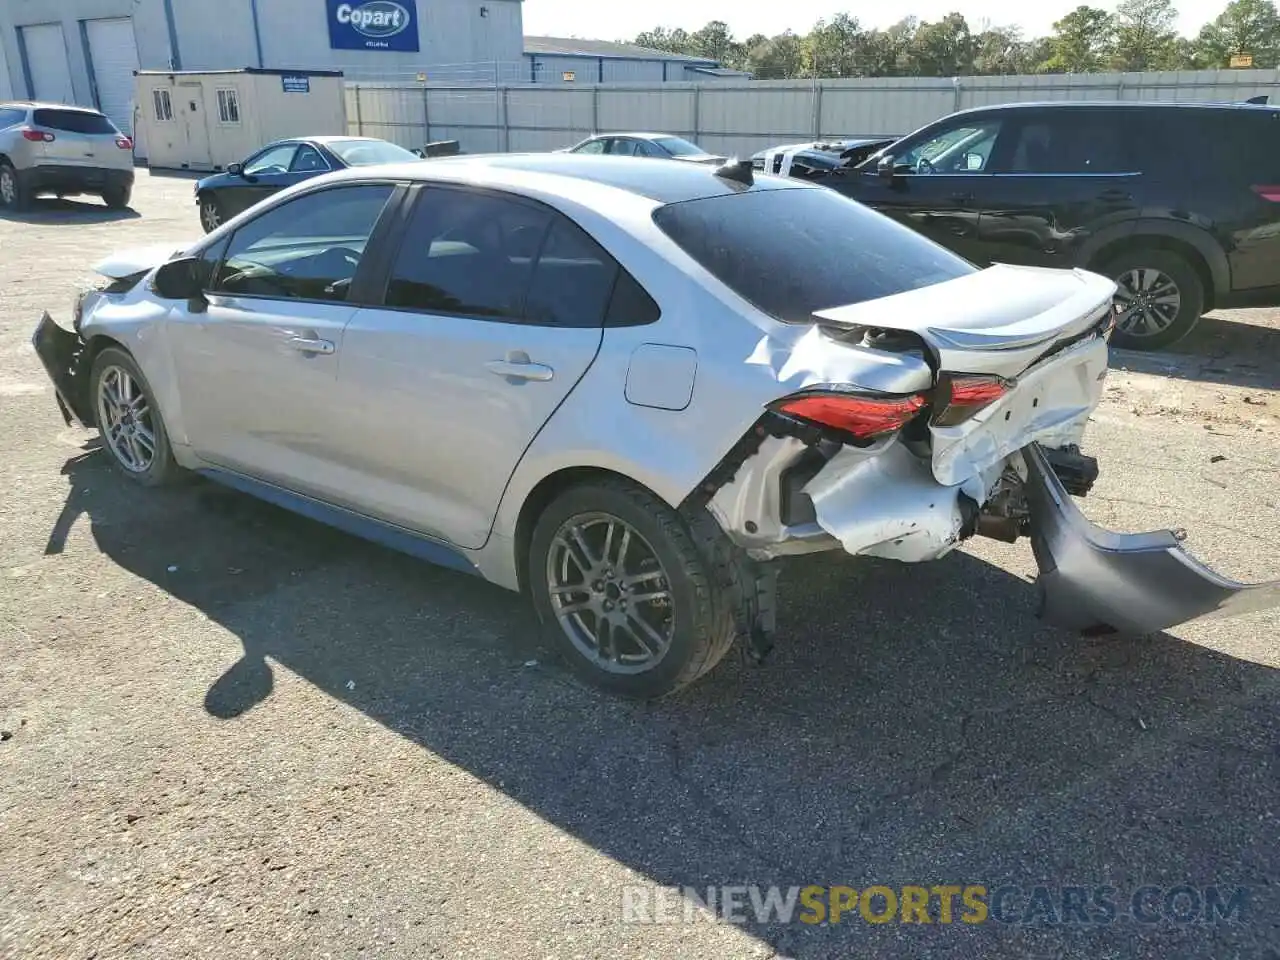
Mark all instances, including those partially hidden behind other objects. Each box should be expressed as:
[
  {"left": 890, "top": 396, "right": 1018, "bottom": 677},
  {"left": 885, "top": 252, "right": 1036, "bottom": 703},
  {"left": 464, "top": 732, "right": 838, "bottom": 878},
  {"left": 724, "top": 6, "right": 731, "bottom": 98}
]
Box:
[
  {"left": 587, "top": 132, "right": 689, "bottom": 142},
  {"left": 1, "top": 101, "right": 106, "bottom": 114},
  {"left": 955, "top": 99, "right": 1280, "bottom": 116},
  {"left": 330, "top": 152, "right": 811, "bottom": 204}
]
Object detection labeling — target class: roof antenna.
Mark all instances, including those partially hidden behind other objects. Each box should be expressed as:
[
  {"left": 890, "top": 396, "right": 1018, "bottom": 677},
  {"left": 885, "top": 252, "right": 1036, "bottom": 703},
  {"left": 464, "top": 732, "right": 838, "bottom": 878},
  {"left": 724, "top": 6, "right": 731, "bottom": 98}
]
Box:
[{"left": 714, "top": 156, "right": 754, "bottom": 186}]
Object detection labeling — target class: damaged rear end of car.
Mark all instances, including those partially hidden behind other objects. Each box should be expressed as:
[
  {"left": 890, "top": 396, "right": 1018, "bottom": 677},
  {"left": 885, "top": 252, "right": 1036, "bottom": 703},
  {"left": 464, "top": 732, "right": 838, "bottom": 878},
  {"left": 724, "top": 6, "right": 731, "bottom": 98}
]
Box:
[{"left": 657, "top": 185, "right": 1279, "bottom": 645}]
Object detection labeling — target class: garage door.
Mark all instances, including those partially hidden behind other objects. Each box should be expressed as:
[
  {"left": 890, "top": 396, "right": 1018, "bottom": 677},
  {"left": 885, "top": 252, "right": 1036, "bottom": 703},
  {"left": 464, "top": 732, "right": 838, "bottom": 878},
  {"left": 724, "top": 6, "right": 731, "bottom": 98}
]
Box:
[
  {"left": 86, "top": 18, "right": 140, "bottom": 134},
  {"left": 20, "top": 23, "right": 74, "bottom": 104}
]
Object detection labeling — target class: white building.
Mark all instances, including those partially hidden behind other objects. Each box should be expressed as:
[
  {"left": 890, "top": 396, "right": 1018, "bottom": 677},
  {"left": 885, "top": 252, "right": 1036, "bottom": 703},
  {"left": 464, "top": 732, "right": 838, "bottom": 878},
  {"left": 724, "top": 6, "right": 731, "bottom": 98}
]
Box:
[{"left": 0, "top": 0, "right": 525, "bottom": 132}]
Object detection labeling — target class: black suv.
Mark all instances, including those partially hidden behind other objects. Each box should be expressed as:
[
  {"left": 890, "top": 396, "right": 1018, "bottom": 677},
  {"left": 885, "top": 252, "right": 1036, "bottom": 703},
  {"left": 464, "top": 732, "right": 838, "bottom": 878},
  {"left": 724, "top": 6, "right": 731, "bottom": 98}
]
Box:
[{"left": 823, "top": 101, "right": 1280, "bottom": 350}]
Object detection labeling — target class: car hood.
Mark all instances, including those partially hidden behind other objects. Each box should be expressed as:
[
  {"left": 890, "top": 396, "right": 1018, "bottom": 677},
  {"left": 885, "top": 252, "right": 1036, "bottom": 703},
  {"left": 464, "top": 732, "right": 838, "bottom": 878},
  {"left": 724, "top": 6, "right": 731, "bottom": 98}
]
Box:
[
  {"left": 93, "top": 243, "right": 192, "bottom": 279},
  {"left": 195, "top": 171, "right": 239, "bottom": 191}
]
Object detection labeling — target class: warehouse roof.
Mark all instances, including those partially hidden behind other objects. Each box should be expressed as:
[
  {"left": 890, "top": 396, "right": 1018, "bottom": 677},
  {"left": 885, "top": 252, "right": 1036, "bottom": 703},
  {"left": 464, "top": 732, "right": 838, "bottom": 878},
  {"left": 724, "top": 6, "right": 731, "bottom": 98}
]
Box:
[{"left": 523, "top": 36, "right": 717, "bottom": 63}]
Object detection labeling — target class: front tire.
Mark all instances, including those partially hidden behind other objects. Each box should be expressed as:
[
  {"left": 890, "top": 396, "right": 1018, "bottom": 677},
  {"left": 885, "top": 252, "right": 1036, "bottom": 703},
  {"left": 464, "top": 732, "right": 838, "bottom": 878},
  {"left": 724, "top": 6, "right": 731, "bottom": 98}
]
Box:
[
  {"left": 90, "top": 346, "right": 182, "bottom": 487},
  {"left": 1104, "top": 248, "right": 1204, "bottom": 351},
  {"left": 528, "top": 479, "right": 737, "bottom": 699},
  {"left": 198, "top": 194, "right": 222, "bottom": 233}
]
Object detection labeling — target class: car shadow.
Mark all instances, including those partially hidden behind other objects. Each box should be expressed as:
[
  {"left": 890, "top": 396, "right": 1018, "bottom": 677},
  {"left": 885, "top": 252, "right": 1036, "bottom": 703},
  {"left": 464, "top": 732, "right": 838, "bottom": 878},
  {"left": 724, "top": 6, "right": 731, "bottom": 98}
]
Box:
[
  {"left": 0, "top": 196, "right": 141, "bottom": 224},
  {"left": 45, "top": 448, "right": 1280, "bottom": 957},
  {"left": 1111, "top": 311, "right": 1280, "bottom": 392}
]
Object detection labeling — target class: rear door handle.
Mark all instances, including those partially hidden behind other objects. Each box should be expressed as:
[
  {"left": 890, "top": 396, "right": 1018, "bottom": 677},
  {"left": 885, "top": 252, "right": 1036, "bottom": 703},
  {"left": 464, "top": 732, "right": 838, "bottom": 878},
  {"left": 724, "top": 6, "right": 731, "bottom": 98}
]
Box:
[
  {"left": 485, "top": 357, "right": 554, "bottom": 382},
  {"left": 288, "top": 336, "right": 335, "bottom": 355}
]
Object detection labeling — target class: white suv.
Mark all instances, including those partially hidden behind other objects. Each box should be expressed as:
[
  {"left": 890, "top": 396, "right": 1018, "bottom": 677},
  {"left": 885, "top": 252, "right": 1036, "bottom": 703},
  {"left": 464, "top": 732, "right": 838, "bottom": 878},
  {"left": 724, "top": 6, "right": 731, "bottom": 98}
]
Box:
[{"left": 0, "top": 102, "right": 135, "bottom": 211}]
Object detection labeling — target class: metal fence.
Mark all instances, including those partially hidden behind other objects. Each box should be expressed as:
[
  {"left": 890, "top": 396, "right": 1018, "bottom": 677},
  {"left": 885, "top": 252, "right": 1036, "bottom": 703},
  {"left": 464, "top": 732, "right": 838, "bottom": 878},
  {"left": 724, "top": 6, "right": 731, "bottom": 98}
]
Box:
[{"left": 346, "top": 68, "right": 1280, "bottom": 156}]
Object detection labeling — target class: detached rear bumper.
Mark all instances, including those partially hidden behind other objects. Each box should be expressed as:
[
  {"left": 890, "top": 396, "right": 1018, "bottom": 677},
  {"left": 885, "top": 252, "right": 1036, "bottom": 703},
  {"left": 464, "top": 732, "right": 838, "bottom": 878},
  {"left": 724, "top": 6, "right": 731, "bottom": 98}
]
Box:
[
  {"left": 32, "top": 312, "right": 93, "bottom": 427},
  {"left": 1024, "top": 444, "right": 1280, "bottom": 636}
]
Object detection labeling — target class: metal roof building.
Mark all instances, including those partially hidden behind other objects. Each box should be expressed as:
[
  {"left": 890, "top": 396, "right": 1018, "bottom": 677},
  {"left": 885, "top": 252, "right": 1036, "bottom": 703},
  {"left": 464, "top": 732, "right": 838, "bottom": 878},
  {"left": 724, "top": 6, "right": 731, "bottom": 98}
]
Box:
[{"left": 523, "top": 36, "right": 751, "bottom": 84}]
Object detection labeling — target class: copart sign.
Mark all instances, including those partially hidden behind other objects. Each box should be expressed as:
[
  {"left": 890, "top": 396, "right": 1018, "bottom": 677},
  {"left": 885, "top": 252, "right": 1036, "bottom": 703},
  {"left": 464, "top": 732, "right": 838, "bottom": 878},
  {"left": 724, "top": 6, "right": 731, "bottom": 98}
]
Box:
[{"left": 326, "top": 0, "right": 419, "bottom": 52}]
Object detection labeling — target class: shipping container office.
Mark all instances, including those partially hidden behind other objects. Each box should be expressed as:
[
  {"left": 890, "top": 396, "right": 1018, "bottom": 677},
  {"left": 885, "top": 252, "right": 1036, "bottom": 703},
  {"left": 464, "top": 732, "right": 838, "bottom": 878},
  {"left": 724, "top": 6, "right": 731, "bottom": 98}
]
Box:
[{"left": 134, "top": 67, "right": 345, "bottom": 170}]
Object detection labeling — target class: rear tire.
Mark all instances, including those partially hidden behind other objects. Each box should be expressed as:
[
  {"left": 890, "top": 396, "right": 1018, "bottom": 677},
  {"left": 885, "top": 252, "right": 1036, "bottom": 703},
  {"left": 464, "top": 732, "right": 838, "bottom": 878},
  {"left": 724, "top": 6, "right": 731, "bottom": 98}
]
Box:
[
  {"left": 1103, "top": 248, "right": 1204, "bottom": 351},
  {"left": 90, "top": 347, "right": 183, "bottom": 487},
  {"left": 103, "top": 185, "right": 132, "bottom": 210},
  {"left": 0, "top": 162, "right": 29, "bottom": 211},
  {"left": 527, "top": 479, "right": 738, "bottom": 699}
]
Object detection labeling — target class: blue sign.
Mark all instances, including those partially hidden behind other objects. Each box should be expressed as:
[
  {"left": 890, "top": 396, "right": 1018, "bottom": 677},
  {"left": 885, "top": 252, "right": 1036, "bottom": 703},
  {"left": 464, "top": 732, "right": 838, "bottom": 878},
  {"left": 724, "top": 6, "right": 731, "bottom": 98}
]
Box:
[
  {"left": 281, "top": 75, "right": 311, "bottom": 93},
  {"left": 327, "top": 0, "right": 419, "bottom": 52}
]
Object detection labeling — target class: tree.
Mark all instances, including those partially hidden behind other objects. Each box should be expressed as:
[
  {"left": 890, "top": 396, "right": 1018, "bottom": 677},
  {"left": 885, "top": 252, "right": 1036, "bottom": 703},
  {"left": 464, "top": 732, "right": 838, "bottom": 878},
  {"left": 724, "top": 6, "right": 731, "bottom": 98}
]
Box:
[
  {"left": 908, "top": 12, "right": 976, "bottom": 76},
  {"left": 688, "top": 21, "right": 739, "bottom": 65},
  {"left": 1042, "top": 6, "right": 1116, "bottom": 72},
  {"left": 972, "top": 26, "right": 1034, "bottom": 74},
  {"left": 633, "top": 27, "right": 692, "bottom": 55},
  {"left": 804, "top": 14, "right": 866, "bottom": 77},
  {"left": 1195, "top": 0, "right": 1280, "bottom": 68},
  {"left": 1111, "top": 0, "right": 1180, "bottom": 70},
  {"left": 745, "top": 32, "right": 805, "bottom": 79}
]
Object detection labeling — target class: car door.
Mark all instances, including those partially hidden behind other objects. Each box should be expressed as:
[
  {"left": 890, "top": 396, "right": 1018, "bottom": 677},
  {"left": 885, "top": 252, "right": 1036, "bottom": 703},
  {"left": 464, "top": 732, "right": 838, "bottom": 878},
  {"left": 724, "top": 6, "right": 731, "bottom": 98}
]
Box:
[
  {"left": 335, "top": 185, "right": 614, "bottom": 548},
  {"left": 165, "top": 181, "right": 402, "bottom": 496},
  {"left": 839, "top": 114, "right": 1009, "bottom": 262},
  {"left": 223, "top": 142, "right": 299, "bottom": 217},
  {"left": 975, "top": 108, "right": 1141, "bottom": 269}
]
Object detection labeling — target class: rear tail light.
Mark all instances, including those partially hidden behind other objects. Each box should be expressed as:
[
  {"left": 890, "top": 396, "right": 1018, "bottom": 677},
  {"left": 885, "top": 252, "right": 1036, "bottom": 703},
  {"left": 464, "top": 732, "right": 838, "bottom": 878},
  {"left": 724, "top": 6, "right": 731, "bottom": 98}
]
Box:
[
  {"left": 21, "top": 129, "right": 54, "bottom": 142},
  {"left": 115, "top": 136, "right": 133, "bottom": 149},
  {"left": 773, "top": 390, "right": 926, "bottom": 441},
  {"left": 933, "top": 374, "right": 1013, "bottom": 427},
  {"left": 1251, "top": 185, "right": 1280, "bottom": 203}
]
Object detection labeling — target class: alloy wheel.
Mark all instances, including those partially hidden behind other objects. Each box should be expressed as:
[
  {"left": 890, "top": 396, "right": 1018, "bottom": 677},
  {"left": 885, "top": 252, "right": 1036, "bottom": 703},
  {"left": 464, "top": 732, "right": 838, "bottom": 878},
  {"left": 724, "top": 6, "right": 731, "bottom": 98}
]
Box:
[
  {"left": 0, "top": 170, "right": 15, "bottom": 206},
  {"left": 1114, "top": 267, "right": 1182, "bottom": 338},
  {"left": 545, "top": 512, "right": 675, "bottom": 675},
  {"left": 200, "top": 200, "right": 220, "bottom": 232},
  {"left": 96, "top": 365, "right": 157, "bottom": 473}
]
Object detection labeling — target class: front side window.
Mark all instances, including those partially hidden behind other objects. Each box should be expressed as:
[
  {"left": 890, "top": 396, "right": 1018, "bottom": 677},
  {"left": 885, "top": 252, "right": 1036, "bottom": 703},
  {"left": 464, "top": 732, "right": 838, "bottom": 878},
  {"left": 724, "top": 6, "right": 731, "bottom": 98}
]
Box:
[
  {"left": 0, "top": 107, "right": 24, "bottom": 128},
  {"left": 244, "top": 143, "right": 297, "bottom": 176},
  {"left": 653, "top": 187, "right": 974, "bottom": 324},
  {"left": 211, "top": 184, "right": 394, "bottom": 301},
  {"left": 892, "top": 118, "right": 1005, "bottom": 175},
  {"left": 152, "top": 89, "right": 173, "bottom": 122},
  {"left": 572, "top": 139, "right": 606, "bottom": 155},
  {"left": 385, "top": 189, "right": 553, "bottom": 319},
  {"left": 216, "top": 89, "right": 240, "bottom": 124}
]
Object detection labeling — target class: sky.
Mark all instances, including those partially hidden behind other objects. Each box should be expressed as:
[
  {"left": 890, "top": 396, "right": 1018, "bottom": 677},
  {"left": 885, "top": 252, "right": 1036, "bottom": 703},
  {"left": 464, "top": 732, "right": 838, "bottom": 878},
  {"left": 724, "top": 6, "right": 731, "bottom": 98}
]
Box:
[{"left": 521, "top": 0, "right": 1228, "bottom": 42}]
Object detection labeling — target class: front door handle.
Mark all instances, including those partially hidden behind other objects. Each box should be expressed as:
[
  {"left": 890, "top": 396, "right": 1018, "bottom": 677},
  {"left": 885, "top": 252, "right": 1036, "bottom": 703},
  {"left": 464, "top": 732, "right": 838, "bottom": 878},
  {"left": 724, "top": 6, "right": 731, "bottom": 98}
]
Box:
[
  {"left": 950, "top": 191, "right": 975, "bottom": 202},
  {"left": 485, "top": 354, "right": 554, "bottom": 382},
  {"left": 288, "top": 336, "right": 335, "bottom": 355}
]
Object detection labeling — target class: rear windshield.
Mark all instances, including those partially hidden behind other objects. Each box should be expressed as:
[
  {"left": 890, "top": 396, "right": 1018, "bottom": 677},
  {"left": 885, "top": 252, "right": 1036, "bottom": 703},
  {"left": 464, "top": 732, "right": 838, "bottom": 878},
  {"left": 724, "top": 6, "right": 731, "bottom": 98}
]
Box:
[
  {"left": 654, "top": 136, "right": 706, "bottom": 157},
  {"left": 327, "top": 139, "right": 419, "bottom": 166},
  {"left": 653, "top": 187, "right": 975, "bottom": 323},
  {"left": 33, "top": 108, "right": 118, "bottom": 134}
]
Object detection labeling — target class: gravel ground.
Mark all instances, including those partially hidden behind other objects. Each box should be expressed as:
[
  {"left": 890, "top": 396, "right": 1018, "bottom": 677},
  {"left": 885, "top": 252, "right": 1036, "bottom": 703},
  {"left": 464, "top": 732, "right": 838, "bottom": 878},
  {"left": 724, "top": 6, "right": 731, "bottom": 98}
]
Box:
[{"left": 1, "top": 171, "right": 1278, "bottom": 960}]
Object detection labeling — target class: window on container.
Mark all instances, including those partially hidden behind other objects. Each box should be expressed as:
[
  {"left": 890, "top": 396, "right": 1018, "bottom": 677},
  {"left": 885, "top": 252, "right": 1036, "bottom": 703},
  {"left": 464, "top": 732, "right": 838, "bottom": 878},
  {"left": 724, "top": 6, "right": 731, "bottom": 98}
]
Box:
[
  {"left": 152, "top": 89, "right": 173, "bottom": 122},
  {"left": 216, "top": 89, "right": 241, "bottom": 124}
]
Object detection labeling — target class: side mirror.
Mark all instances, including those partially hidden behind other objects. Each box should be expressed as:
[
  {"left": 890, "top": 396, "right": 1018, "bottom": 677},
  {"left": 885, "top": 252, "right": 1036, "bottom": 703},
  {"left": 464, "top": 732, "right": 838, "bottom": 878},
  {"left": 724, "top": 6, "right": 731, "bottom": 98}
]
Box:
[
  {"left": 227, "top": 162, "right": 244, "bottom": 176},
  {"left": 153, "top": 256, "right": 206, "bottom": 303},
  {"left": 877, "top": 154, "right": 897, "bottom": 179},
  {"left": 964, "top": 152, "right": 983, "bottom": 171}
]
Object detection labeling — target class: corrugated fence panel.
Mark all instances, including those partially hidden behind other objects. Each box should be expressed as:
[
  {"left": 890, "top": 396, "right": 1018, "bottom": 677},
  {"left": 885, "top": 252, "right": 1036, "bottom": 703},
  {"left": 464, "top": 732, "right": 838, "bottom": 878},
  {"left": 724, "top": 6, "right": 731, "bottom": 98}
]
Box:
[
  {"left": 597, "top": 87, "right": 696, "bottom": 135},
  {"left": 349, "top": 68, "right": 1280, "bottom": 156}
]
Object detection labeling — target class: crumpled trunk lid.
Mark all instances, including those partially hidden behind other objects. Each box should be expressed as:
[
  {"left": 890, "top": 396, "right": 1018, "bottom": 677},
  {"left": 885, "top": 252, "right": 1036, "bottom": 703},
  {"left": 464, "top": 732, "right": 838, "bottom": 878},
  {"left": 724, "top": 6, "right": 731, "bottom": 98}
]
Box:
[{"left": 813, "top": 263, "right": 1117, "bottom": 380}]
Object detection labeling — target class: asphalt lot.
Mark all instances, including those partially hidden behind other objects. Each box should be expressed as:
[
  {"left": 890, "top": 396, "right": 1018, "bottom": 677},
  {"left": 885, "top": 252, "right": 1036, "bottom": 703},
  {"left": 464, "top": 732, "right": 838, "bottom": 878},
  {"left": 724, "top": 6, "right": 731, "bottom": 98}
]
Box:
[{"left": 1, "top": 170, "right": 1278, "bottom": 960}]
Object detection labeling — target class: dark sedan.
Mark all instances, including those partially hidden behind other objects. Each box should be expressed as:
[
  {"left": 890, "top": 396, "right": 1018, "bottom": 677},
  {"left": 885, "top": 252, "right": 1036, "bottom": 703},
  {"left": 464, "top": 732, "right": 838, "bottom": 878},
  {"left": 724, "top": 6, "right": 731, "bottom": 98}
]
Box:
[{"left": 195, "top": 136, "right": 419, "bottom": 232}]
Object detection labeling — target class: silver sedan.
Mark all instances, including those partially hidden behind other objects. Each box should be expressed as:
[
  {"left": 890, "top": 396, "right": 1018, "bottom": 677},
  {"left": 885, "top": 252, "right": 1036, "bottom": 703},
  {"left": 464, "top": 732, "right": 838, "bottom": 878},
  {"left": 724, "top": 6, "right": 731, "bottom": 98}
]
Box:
[{"left": 32, "top": 154, "right": 1279, "bottom": 698}]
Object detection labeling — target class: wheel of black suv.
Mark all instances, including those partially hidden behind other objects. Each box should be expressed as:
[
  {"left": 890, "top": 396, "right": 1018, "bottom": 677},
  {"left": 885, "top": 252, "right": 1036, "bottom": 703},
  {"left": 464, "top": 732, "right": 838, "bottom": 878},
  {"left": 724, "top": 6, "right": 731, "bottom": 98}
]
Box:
[
  {"left": 199, "top": 194, "right": 222, "bottom": 233},
  {"left": 90, "top": 346, "right": 183, "bottom": 487},
  {"left": 0, "top": 161, "right": 29, "bottom": 211},
  {"left": 1103, "top": 248, "right": 1205, "bottom": 351},
  {"left": 527, "top": 479, "right": 738, "bottom": 699},
  {"left": 103, "top": 185, "right": 132, "bottom": 210}
]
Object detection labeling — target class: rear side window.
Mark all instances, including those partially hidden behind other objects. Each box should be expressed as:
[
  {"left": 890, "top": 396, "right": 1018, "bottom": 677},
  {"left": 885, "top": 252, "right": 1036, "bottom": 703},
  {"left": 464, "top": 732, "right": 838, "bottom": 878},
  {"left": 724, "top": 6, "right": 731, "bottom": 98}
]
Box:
[
  {"left": 32, "top": 109, "right": 117, "bottom": 134},
  {"left": 1134, "top": 108, "right": 1280, "bottom": 181},
  {"left": 524, "top": 219, "right": 619, "bottom": 327},
  {"left": 1004, "top": 111, "right": 1132, "bottom": 174},
  {"left": 653, "top": 187, "right": 974, "bottom": 323},
  {"left": 0, "top": 107, "right": 26, "bottom": 128}
]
